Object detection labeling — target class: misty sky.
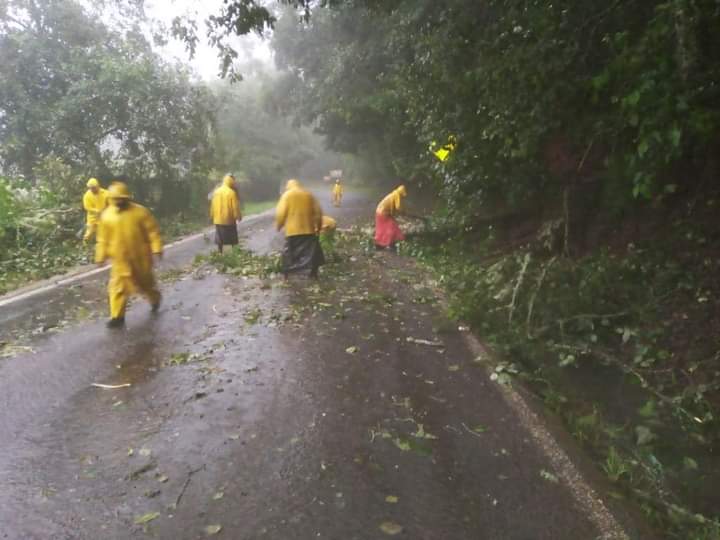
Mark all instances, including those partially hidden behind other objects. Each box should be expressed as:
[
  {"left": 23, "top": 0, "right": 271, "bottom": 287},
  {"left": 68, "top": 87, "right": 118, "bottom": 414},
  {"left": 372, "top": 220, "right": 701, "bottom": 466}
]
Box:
[{"left": 145, "top": 0, "right": 273, "bottom": 80}]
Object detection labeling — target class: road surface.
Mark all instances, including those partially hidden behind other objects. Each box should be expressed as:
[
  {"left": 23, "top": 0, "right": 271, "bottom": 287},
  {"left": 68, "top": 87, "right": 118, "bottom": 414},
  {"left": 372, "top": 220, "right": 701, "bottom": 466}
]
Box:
[{"left": 0, "top": 188, "right": 649, "bottom": 539}]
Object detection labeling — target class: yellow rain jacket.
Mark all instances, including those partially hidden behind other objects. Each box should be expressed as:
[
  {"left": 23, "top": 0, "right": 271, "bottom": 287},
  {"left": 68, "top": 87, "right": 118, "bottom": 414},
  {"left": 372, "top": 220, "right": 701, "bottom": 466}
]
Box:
[
  {"left": 431, "top": 135, "right": 457, "bottom": 162},
  {"left": 83, "top": 188, "right": 109, "bottom": 225},
  {"left": 210, "top": 176, "right": 241, "bottom": 225},
  {"left": 332, "top": 181, "right": 343, "bottom": 207},
  {"left": 82, "top": 187, "right": 109, "bottom": 242},
  {"left": 320, "top": 215, "right": 337, "bottom": 233},
  {"left": 276, "top": 180, "right": 323, "bottom": 237},
  {"left": 96, "top": 202, "right": 163, "bottom": 318},
  {"left": 376, "top": 185, "right": 407, "bottom": 216}
]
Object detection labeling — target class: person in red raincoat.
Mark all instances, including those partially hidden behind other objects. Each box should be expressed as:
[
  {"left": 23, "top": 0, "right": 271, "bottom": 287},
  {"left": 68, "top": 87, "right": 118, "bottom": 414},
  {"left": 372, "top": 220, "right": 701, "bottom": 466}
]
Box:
[{"left": 374, "top": 185, "right": 407, "bottom": 251}]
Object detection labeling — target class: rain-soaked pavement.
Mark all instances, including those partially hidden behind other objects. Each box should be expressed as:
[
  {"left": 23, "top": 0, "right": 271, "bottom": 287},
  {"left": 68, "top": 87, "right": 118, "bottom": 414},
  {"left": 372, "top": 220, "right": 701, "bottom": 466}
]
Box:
[{"left": 0, "top": 189, "right": 650, "bottom": 539}]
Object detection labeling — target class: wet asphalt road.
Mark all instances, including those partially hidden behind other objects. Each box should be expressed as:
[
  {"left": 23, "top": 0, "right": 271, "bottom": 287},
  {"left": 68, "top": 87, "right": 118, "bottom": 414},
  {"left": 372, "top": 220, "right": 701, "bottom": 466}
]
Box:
[{"left": 0, "top": 187, "right": 644, "bottom": 539}]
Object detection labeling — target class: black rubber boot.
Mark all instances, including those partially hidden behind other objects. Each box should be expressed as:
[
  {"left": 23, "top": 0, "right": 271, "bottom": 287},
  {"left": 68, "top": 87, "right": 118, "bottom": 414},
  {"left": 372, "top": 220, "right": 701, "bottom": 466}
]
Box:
[
  {"left": 106, "top": 317, "right": 125, "bottom": 328},
  {"left": 151, "top": 295, "right": 162, "bottom": 313}
]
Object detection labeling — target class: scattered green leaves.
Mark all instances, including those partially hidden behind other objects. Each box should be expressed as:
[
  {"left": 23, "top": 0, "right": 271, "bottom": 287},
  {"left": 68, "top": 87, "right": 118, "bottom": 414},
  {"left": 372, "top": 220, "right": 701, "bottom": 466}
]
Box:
[
  {"left": 379, "top": 521, "right": 403, "bottom": 536},
  {"left": 134, "top": 511, "right": 160, "bottom": 525},
  {"left": 205, "top": 524, "right": 223, "bottom": 536}
]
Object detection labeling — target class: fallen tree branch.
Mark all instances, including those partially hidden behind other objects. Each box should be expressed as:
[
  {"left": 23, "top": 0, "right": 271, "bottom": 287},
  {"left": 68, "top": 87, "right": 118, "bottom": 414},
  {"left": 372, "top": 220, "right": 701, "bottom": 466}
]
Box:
[
  {"left": 563, "top": 186, "right": 571, "bottom": 257},
  {"left": 526, "top": 256, "right": 557, "bottom": 339},
  {"left": 461, "top": 422, "right": 485, "bottom": 439},
  {"left": 508, "top": 252, "right": 531, "bottom": 325},
  {"left": 591, "top": 348, "right": 698, "bottom": 424},
  {"left": 533, "top": 310, "right": 629, "bottom": 338},
  {"left": 174, "top": 464, "right": 206, "bottom": 509}
]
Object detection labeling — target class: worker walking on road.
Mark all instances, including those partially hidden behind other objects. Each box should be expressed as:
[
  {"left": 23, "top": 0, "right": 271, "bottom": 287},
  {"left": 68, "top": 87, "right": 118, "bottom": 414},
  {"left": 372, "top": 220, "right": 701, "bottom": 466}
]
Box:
[
  {"left": 82, "top": 178, "right": 108, "bottom": 243},
  {"left": 332, "top": 179, "right": 344, "bottom": 207},
  {"left": 319, "top": 214, "right": 337, "bottom": 260},
  {"left": 210, "top": 174, "right": 241, "bottom": 253},
  {"left": 374, "top": 185, "right": 407, "bottom": 251},
  {"left": 276, "top": 179, "right": 324, "bottom": 279},
  {"left": 95, "top": 182, "right": 163, "bottom": 328}
]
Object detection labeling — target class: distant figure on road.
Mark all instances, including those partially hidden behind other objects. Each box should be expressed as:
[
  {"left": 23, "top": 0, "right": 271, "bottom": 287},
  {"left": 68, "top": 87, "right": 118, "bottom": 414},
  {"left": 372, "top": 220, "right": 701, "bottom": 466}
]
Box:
[
  {"left": 375, "top": 185, "right": 407, "bottom": 251},
  {"left": 210, "top": 174, "right": 241, "bottom": 253},
  {"left": 82, "top": 178, "right": 108, "bottom": 243},
  {"left": 332, "top": 179, "right": 344, "bottom": 207},
  {"left": 95, "top": 182, "right": 163, "bottom": 328},
  {"left": 276, "top": 179, "right": 324, "bottom": 279}
]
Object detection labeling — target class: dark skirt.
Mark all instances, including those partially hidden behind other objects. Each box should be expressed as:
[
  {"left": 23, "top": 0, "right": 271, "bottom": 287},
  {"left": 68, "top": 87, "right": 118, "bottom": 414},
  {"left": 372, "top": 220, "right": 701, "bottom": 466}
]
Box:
[
  {"left": 282, "top": 234, "right": 325, "bottom": 275},
  {"left": 215, "top": 224, "right": 239, "bottom": 246}
]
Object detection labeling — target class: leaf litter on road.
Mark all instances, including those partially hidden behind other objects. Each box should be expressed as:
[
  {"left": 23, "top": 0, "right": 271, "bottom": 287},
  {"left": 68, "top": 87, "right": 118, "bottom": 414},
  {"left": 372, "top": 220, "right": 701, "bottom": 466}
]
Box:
[
  {"left": 406, "top": 336, "right": 443, "bottom": 347},
  {"left": 540, "top": 469, "right": 559, "bottom": 484},
  {"left": 0, "top": 343, "right": 35, "bottom": 358},
  {"left": 167, "top": 352, "right": 190, "bottom": 366},
  {"left": 127, "top": 461, "right": 157, "bottom": 481},
  {"left": 379, "top": 521, "right": 403, "bottom": 535},
  {"left": 134, "top": 511, "right": 160, "bottom": 525},
  {"left": 393, "top": 437, "right": 412, "bottom": 452},
  {"left": 205, "top": 524, "right": 223, "bottom": 536},
  {"left": 412, "top": 423, "right": 439, "bottom": 440},
  {"left": 91, "top": 382, "right": 131, "bottom": 389}
]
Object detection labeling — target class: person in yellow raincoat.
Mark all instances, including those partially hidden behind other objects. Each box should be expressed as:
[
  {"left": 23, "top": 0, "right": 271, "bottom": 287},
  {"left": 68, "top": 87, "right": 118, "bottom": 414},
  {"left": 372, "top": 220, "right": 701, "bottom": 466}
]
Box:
[
  {"left": 95, "top": 182, "right": 163, "bottom": 328},
  {"left": 375, "top": 185, "right": 407, "bottom": 251},
  {"left": 210, "top": 174, "right": 241, "bottom": 253},
  {"left": 276, "top": 179, "right": 324, "bottom": 279},
  {"left": 82, "top": 178, "right": 108, "bottom": 243},
  {"left": 332, "top": 179, "right": 344, "bottom": 207},
  {"left": 320, "top": 215, "right": 336, "bottom": 233}
]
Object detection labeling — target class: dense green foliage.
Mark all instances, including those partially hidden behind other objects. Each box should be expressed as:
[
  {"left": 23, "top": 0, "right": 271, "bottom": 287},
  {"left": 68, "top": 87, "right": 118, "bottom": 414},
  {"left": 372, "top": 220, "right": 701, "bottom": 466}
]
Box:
[
  {"left": 263, "top": 1, "right": 720, "bottom": 217},
  {"left": 0, "top": 0, "right": 217, "bottom": 208}
]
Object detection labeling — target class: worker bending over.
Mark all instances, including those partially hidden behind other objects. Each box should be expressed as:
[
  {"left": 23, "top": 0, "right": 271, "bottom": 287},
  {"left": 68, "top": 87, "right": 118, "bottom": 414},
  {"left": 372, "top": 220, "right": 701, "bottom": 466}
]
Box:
[{"left": 276, "top": 179, "right": 324, "bottom": 279}]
